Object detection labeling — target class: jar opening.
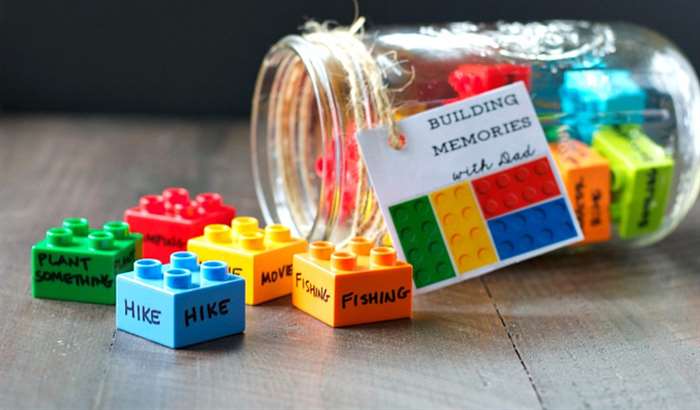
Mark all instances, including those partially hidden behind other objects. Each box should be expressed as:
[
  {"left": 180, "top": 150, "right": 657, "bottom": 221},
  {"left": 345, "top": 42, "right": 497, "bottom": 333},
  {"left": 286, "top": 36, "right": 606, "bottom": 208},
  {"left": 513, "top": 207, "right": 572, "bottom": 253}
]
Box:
[{"left": 251, "top": 34, "right": 386, "bottom": 244}]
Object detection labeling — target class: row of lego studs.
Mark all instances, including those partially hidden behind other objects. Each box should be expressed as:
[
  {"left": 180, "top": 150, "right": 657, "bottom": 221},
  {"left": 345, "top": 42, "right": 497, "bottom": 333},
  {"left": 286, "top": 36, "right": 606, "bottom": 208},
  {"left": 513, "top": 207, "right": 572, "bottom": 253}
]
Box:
[{"left": 31, "top": 189, "right": 412, "bottom": 348}]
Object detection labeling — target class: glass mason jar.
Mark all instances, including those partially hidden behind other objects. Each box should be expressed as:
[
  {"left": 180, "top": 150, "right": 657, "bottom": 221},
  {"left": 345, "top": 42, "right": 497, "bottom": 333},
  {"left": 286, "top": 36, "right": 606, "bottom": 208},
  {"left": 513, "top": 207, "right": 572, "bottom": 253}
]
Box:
[{"left": 251, "top": 20, "right": 700, "bottom": 248}]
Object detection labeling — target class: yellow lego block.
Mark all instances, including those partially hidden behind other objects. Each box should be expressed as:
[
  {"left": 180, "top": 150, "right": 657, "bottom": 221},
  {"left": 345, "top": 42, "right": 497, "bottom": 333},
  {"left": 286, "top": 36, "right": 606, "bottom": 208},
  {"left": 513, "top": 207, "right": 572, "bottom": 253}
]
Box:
[
  {"left": 550, "top": 140, "right": 612, "bottom": 244},
  {"left": 187, "top": 217, "right": 308, "bottom": 305},
  {"left": 292, "top": 238, "right": 413, "bottom": 327},
  {"left": 429, "top": 182, "right": 497, "bottom": 272}
]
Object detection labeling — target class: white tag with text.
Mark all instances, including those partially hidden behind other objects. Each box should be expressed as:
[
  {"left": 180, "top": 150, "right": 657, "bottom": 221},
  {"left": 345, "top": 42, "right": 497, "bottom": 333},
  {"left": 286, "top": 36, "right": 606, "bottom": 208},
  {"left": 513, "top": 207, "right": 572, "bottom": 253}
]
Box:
[{"left": 357, "top": 82, "right": 583, "bottom": 293}]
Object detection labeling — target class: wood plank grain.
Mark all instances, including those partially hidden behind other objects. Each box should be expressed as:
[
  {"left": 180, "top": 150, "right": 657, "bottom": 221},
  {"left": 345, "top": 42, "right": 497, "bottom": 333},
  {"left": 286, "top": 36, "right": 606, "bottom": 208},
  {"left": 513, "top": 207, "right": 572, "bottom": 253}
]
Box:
[
  {"left": 0, "top": 116, "right": 540, "bottom": 410},
  {"left": 483, "top": 209, "right": 700, "bottom": 409}
]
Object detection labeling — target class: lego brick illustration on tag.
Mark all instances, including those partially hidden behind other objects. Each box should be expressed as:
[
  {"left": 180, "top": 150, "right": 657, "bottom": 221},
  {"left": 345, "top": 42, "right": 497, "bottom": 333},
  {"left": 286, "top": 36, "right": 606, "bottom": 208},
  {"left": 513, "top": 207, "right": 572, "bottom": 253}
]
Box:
[{"left": 357, "top": 82, "right": 584, "bottom": 292}]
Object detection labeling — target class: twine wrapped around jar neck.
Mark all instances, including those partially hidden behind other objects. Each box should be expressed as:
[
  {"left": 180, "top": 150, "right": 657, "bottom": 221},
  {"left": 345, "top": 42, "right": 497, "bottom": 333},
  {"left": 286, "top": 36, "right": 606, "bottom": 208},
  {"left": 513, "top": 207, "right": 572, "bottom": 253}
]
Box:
[
  {"left": 298, "top": 18, "right": 395, "bottom": 243},
  {"left": 302, "top": 17, "right": 404, "bottom": 149}
]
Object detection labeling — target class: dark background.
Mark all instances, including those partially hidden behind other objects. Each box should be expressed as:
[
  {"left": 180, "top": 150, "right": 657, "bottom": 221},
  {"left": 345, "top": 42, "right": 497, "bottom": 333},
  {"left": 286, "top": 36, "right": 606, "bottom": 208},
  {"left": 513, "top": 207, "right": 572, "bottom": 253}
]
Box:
[{"left": 2, "top": 0, "right": 698, "bottom": 118}]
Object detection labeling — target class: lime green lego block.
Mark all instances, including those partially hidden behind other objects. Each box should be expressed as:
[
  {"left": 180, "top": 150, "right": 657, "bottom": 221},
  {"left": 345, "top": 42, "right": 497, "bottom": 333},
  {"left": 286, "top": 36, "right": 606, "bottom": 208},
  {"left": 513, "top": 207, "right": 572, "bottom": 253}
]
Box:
[
  {"left": 31, "top": 218, "right": 142, "bottom": 304},
  {"left": 592, "top": 126, "right": 674, "bottom": 238},
  {"left": 389, "top": 196, "right": 456, "bottom": 288}
]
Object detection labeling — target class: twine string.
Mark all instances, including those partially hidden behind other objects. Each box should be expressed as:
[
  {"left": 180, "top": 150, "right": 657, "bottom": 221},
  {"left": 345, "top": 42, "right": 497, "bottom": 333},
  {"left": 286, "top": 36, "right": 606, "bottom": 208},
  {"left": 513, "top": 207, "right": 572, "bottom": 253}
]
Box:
[{"left": 303, "top": 18, "right": 404, "bottom": 149}]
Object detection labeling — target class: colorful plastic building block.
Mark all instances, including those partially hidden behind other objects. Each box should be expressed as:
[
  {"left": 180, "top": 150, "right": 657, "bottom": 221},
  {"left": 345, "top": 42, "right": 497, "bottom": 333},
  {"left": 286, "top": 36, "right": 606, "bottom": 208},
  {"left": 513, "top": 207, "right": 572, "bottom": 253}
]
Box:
[
  {"left": 550, "top": 139, "right": 612, "bottom": 244},
  {"left": 560, "top": 69, "right": 646, "bottom": 143},
  {"left": 389, "top": 196, "right": 456, "bottom": 289},
  {"left": 429, "top": 182, "right": 498, "bottom": 272},
  {"left": 292, "top": 238, "right": 412, "bottom": 327},
  {"left": 187, "top": 217, "right": 308, "bottom": 305},
  {"left": 472, "top": 157, "right": 561, "bottom": 219},
  {"left": 592, "top": 126, "right": 674, "bottom": 238},
  {"left": 314, "top": 125, "right": 361, "bottom": 224},
  {"left": 31, "top": 218, "right": 142, "bottom": 304},
  {"left": 488, "top": 198, "right": 579, "bottom": 259},
  {"left": 448, "top": 63, "right": 532, "bottom": 99},
  {"left": 124, "top": 187, "right": 236, "bottom": 263},
  {"left": 116, "top": 251, "right": 245, "bottom": 348}
]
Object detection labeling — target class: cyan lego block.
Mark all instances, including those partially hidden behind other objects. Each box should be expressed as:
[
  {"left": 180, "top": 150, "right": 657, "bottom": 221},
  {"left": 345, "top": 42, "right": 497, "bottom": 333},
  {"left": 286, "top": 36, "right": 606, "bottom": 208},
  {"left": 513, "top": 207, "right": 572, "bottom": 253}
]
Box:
[
  {"left": 487, "top": 198, "right": 578, "bottom": 259},
  {"left": 560, "top": 69, "right": 646, "bottom": 143},
  {"left": 116, "top": 251, "right": 245, "bottom": 348}
]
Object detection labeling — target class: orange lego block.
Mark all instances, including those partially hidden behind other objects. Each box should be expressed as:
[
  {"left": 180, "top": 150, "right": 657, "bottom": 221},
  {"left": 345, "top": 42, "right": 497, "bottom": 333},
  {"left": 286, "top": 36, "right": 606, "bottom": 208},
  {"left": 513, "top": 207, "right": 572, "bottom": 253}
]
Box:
[
  {"left": 429, "top": 182, "right": 497, "bottom": 273},
  {"left": 292, "top": 238, "right": 413, "bottom": 327},
  {"left": 187, "top": 217, "right": 308, "bottom": 305},
  {"left": 550, "top": 140, "right": 612, "bottom": 244}
]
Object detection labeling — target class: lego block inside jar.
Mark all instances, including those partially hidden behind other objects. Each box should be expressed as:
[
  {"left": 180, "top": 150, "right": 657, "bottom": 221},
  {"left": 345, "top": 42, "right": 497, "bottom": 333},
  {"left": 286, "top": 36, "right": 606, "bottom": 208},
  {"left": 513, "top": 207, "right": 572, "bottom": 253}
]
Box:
[
  {"left": 472, "top": 157, "right": 561, "bottom": 219},
  {"left": 187, "top": 217, "right": 307, "bottom": 305},
  {"left": 389, "top": 196, "right": 456, "bottom": 288},
  {"left": 591, "top": 126, "right": 674, "bottom": 238},
  {"left": 560, "top": 69, "right": 646, "bottom": 143},
  {"left": 292, "top": 239, "right": 412, "bottom": 327},
  {"left": 448, "top": 64, "right": 532, "bottom": 99},
  {"left": 31, "top": 218, "right": 142, "bottom": 304},
  {"left": 124, "top": 187, "right": 236, "bottom": 263},
  {"left": 488, "top": 198, "right": 579, "bottom": 259},
  {"left": 550, "top": 140, "right": 612, "bottom": 244},
  {"left": 116, "top": 252, "right": 245, "bottom": 348}
]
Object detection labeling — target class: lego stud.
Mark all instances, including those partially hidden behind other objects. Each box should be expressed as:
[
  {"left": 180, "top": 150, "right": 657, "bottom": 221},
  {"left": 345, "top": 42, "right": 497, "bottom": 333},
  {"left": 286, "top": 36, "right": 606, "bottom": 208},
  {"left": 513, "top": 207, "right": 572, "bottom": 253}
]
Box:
[
  {"left": 232, "top": 216, "right": 259, "bottom": 237},
  {"left": 163, "top": 187, "right": 190, "bottom": 206},
  {"left": 135, "top": 258, "right": 163, "bottom": 279},
  {"left": 46, "top": 227, "right": 73, "bottom": 247},
  {"left": 196, "top": 193, "right": 223, "bottom": 210},
  {"left": 139, "top": 194, "right": 165, "bottom": 214},
  {"left": 88, "top": 231, "right": 115, "bottom": 250},
  {"left": 239, "top": 232, "right": 265, "bottom": 250},
  {"left": 63, "top": 217, "right": 89, "bottom": 237},
  {"left": 201, "top": 260, "right": 229, "bottom": 281},
  {"left": 265, "top": 224, "right": 291, "bottom": 242},
  {"left": 103, "top": 221, "right": 129, "bottom": 239},
  {"left": 331, "top": 251, "right": 357, "bottom": 271},
  {"left": 348, "top": 236, "right": 372, "bottom": 256},
  {"left": 164, "top": 268, "right": 192, "bottom": 289},
  {"left": 170, "top": 251, "right": 198, "bottom": 272},
  {"left": 205, "top": 224, "right": 232, "bottom": 243},
  {"left": 309, "top": 241, "right": 334, "bottom": 260},
  {"left": 370, "top": 246, "right": 397, "bottom": 267},
  {"left": 172, "top": 201, "right": 197, "bottom": 219}
]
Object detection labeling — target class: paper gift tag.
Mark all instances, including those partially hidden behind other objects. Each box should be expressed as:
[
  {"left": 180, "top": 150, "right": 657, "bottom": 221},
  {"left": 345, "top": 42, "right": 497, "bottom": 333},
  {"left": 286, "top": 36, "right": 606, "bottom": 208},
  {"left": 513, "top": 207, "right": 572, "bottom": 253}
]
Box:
[{"left": 357, "top": 82, "right": 583, "bottom": 293}]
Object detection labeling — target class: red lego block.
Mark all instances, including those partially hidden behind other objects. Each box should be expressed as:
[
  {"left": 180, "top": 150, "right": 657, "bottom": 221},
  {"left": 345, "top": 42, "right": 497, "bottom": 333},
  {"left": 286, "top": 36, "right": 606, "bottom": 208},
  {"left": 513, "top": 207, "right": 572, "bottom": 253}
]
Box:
[
  {"left": 124, "top": 187, "right": 236, "bottom": 263},
  {"left": 472, "top": 157, "right": 560, "bottom": 219},
  {"left": 448, "top": 64, "right": 532, "bottom": 99},
  {"left": 314, "top": 124, "right": 361, "bottom": 224}
]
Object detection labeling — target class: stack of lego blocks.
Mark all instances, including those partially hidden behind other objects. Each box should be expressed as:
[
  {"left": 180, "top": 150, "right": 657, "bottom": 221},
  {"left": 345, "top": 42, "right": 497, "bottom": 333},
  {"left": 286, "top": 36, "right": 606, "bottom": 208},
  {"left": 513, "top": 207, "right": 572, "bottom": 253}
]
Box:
[{"left": 31, "top": 187, "right": 416, "bottom": 349}]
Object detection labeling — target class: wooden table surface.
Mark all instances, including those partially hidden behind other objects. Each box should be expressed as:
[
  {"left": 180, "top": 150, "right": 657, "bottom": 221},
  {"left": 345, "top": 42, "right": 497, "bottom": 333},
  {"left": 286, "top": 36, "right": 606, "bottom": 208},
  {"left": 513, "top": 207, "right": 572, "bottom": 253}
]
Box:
[{"left": 1, "top": 115, "right": 699, "bottom": 410}]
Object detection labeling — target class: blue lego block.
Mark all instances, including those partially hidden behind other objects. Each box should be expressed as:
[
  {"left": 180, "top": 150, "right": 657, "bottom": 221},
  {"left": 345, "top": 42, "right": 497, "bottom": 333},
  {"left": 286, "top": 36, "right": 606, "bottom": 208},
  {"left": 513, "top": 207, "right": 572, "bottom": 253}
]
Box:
[
  {"left": 487, "top": 198, "right": 578, "bottom": 260},
  {"left": 560, "top": 69, "right": 646, "bottom": 143},
  {"left": 116, "top": 251, "right": 245, "bottom": 348}
]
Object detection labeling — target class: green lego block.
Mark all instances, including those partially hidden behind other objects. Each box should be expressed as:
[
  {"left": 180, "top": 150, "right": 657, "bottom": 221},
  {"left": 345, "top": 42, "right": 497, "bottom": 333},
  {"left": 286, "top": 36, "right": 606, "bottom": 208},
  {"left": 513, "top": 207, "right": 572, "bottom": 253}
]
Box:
[
  {"left": 31, "top": 218, "right": 143, "bottom": 304},
  {"left": 592, "top": 126, "right": 674, "bottom": 238},
  {"left": 389, "top": 196, "right": 455, "bottom": 288}
]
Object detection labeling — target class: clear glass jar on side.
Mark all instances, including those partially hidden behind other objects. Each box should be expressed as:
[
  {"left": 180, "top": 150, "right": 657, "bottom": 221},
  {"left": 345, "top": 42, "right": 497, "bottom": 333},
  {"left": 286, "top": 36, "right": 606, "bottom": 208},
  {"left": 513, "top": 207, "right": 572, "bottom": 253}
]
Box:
[{"left": 251, "top": 20, "right": 700, "bottom": 248}]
